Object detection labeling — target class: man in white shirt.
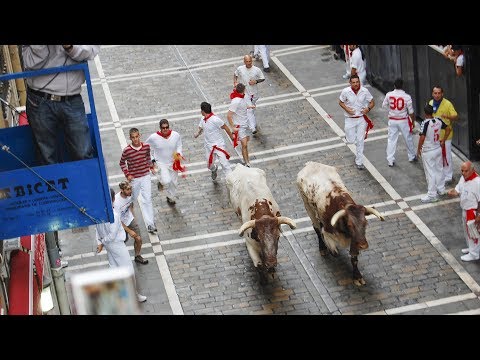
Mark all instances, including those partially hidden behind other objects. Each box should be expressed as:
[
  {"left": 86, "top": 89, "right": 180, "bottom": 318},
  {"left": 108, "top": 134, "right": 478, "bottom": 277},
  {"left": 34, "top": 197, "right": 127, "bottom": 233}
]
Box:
[
  {"left": 194, "top": 101, "right": 234, "bottom": 181},
  {"left": 145, "top": 119, "right": 183, "bottom": 205},
  {"left": 448, "top": 161, "right": 480, "bottom": 261},
  {"left": 96, "top": 188, "right": 147, "bottom": 303},
  {"left": 234, "top": 54, "right": 265, "bottom": 134},
  {"left": 228, "top": 83, "right": 254, "bottom": 167},
  {"left": 382, "top": 78, "right": 417, "bottom": 167},
  {"left": 349, "top": 45, "right": 367, "bottom": 85},
  {"left": 114, "top": 181, "right": 148, "bottom": 265},
  {"left": 338, "top": 74, "right": 375, "bottom": 170}
]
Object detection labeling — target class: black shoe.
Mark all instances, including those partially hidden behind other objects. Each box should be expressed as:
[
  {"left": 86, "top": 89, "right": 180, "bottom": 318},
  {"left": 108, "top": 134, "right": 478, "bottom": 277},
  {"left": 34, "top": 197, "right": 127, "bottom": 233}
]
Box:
[
  {"left": 409, "top": 156, "right": 418, "bottom": 163},
  {"left": 388, "top": 162, "right": 395, "bottom": 167},
  {"left": 134, "top": 255, "right": 149, "bottom": 265},
  {"left": 263, "top": 67, "right": 270, "bottom": 73},
  {"left": 166, "top": 197, "right": 176, "bottom": 205},
  {"left": 147, "top": 225, "right": 157, "bottom": 234}
]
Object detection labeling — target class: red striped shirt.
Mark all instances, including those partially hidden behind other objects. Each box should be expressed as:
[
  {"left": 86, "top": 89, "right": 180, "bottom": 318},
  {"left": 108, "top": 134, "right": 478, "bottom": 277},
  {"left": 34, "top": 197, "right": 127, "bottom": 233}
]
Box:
[{"left": 119, "top": 143, "right": 153, "bottom": 178}]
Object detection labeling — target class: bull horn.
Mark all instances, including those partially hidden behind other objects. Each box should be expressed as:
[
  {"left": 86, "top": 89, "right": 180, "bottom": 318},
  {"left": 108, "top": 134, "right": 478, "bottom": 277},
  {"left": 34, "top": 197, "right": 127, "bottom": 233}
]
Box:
[
  {"left": 239, "top": 220, "right": 256, "bottom": 237},
  {"left": 365, "top": 207, "right": 385, "bottom": 221},
  {"left": 331, "top": 209, "right": 347, "bottom": 227},
  {"left": 277, "top": 216, "right": 296, "bottom": 229}
]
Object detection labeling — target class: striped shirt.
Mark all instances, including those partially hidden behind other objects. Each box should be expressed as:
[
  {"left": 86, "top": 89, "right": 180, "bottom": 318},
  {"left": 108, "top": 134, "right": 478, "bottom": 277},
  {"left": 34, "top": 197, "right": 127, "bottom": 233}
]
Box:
[{"left": 119, "top": 143, "right": 153, "bottom": 178}]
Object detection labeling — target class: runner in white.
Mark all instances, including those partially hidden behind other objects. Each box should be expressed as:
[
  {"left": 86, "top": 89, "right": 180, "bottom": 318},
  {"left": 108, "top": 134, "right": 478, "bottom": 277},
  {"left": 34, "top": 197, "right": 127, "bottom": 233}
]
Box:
[
  {"left": 145, "top": 119, "right": 183, "bottom": 205},
  {"left": 234, "top": 54, "right": 265, "bottom": 134},
  {"left": 382, "top": 78, "right": 417, "bottom": 167},
  {"left": 349, "top": 45, "right": 367, "bottom": 85},
  {"left": 194, "top": 101, "right": 234, "bottom": 181}
]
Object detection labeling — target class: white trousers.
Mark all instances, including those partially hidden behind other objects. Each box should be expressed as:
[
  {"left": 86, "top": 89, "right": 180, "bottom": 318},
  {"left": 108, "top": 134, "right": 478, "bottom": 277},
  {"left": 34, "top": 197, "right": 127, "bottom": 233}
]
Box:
[
  {"left": 254, "top": 45, "right": 270, "bottom": 69},
  {"left": 462, "top": 211, "right": 480, "bottom": 258},
  {"left": 247, "top": 94, "right": 259, "bottom": 132},
  {"left": 345, "top": 117, "right": 367, "bottom": 166},
  {"left": 422, "top": 147, "right": 445, "bottom": 198},
  {"left": 104, "top": 241, "right": 141, "bottom": 294},
  {"left": 343, "top": 45, "right": 350, "bottom": 75},
  {"left": 206, "top": 148, "right": 232, "bottom": 176},
  {"left": 131, "top": 174, "right": 154, "bottom": 228},
  {"left": 386, "top": 119, "right": 416, "bottom": 164},
  {"left": 443, "top": 139, "right": 453, "bottom": 181},
  {"left": 157, "top": 163, "right": 178, "bottom": 199}
]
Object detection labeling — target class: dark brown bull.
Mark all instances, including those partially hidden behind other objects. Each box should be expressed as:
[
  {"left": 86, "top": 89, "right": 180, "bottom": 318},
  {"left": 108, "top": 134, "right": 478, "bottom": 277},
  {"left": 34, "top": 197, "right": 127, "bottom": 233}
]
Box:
[{"left": 297, "top": 161, "right": 385, "bottom": 286}]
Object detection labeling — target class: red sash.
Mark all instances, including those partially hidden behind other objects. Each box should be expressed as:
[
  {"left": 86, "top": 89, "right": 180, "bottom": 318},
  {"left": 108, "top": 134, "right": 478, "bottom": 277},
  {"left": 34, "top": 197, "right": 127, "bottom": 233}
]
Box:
[
  {"left": 232, "top": 125, "right": 240, "bottom": 148},
  {"left": 363, "top": 115, "right": 374, "bottom": 139},
  {"left": 208, "top": 146, "right": 230, "bottom": 169},
  {"left": 172, "top": 152, "right": 187, "bottom": 178},
  {"left": 441, "top": 144, "right": 449, "bottom": 167}
]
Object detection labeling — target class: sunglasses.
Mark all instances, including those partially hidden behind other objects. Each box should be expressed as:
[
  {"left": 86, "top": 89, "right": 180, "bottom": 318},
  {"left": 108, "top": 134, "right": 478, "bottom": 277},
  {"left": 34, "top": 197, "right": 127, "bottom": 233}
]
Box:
[{"left": 161, "top": 126, "right": 169, "bottom": 130}]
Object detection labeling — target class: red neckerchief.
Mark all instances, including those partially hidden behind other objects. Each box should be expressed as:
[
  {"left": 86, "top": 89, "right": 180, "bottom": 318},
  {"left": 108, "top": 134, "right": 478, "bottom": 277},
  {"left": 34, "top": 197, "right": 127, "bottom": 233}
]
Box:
[
  {"left": 203, "top": 113, "right": 214, "bottom": 122},
  {"left": 230, "top": 88, "right": 245, "bottom": 99},
  {"left": 351, "top": 86, "right": 359, "bottom": 95},
  {"left": 466, "top": 172, "right": 478, "bottom": 182},
  {"left": 157, "top": 129, "right": 172, "bottom": 138}
]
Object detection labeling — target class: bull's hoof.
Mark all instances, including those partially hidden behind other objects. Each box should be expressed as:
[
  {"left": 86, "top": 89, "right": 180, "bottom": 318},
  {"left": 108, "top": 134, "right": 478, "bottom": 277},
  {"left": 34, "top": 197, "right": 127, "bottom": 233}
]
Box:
[
  {"left": 329, "top": 250, "right": 339, "bottom": 257},
  {"left": 353, "top": 278, "right": 366, "bottom": 286},
  {"left": 320, "top": 249, "right": 328, "bottom": 256},
  {"left": 257, "top": 270, "right": 268, "bottom": 285}
]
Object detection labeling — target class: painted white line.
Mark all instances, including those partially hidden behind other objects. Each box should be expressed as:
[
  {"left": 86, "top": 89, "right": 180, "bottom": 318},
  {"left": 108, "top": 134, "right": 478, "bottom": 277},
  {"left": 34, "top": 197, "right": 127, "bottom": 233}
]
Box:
[
  {"left": 163, "top": 239, "right": 245, "bottom": 255},
  {"left": 94, "top": 56, "right": 179, "bottom": 315},
  {"left": 448, "top": 308, "right": 480, "bottom": 315},
  {"left": 156, "top": 255, "right": 183, "bottom": 315},
  {"left": 368, "top": 292, "right": 478, "bottom": 315}
]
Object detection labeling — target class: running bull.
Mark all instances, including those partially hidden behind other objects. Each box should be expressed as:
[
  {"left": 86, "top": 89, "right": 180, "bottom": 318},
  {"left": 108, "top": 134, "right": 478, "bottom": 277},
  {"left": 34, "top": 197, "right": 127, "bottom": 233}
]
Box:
[
  {"left": 296, "top": 161, "right": 385, "bottom": 286},
  {"left": 226, "top": 164, "right": 296, "bottom": 283}
]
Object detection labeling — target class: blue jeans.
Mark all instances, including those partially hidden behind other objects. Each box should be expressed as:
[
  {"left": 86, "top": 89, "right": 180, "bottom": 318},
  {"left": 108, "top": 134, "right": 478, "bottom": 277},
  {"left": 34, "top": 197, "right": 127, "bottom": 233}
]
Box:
[{"left": 26, "top": 91, "right": 94, "bottom": 165}]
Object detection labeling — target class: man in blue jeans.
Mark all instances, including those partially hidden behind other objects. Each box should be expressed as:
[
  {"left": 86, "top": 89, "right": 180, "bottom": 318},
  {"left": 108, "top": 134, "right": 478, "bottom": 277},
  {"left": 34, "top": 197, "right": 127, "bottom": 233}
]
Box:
[{"left": 21, "top": 45, "right": 100, "bottom": 165}]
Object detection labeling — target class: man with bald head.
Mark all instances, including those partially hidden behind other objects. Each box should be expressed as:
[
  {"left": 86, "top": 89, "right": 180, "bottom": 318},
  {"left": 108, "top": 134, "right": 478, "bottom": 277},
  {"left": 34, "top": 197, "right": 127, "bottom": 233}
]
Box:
[
  {"left": 233, "top": 54, "right": 265, "bottom": 135},
  {"left": 448, "top": 161, "right": 480, "bottom": 261}
]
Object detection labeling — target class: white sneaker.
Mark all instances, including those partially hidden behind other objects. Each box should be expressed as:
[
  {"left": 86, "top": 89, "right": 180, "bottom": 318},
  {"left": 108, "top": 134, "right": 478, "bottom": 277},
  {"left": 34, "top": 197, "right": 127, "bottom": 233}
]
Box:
[
  {"left": 461, "top": 253, "right": 479, "bottom": 262},
  {"left": 437, "top": 190, "right": 447, "bottom": 196},
  {"left": 461, "top": 248, "right": 470, "bottom": 254},
  {"left": 342, "top": 73, "right": 350, "bottom": 79},
  {"left": 421, "top": 196, "right": 439, "bottom": 203},
  {"left": 136, "top": 293, "right": 147, "bottom": 303}
]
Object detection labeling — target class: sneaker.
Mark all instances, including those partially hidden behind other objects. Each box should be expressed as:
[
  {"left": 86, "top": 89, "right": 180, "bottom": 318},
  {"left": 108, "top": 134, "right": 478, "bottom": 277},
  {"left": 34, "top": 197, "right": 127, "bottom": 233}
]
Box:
[
  {"left": 157, "top": 181, "right": 164, "bottom": 191},
  {"left": 136, "top": 293, "right": 147, "bottom": 303},
  {"left": 249, "top": 50, "right": 254, "bottom": 57},
  {"left": 245, "top": 163, "right": 251, "bottom": 168},
  {"left": 444, "top": 178, "right": 453, "bottom": 185},
  {"left": 462, "top": 248, "right": 470, "bottom": 254},
  {"left": 420, "top": 196, "right": 439, "bottom": 203},
  {"left": 252, "top": 129, "right": 257, "bottom": 135},
  {"left": 437, "top": 190, "right": 447, "bottom": 196},
  {"left": 254, "top": 54, "right": 260, "bottom": 61},
  {"left": 166, "top": 197, "right": 176, "bottom": 205},
  {"left": 388, "top": 162, "right": 395, "bottom": 167},
  {"left": 263, "top": 67, "right": 270, "bottom": 73},
  {"left": 342, "top": 73, "right": 350, "bottom": 79},
  {"left": 409, "top": 156, "right": 418, "bottom": 163},
  {"left": 356, "top": 164, "right": 365, "bottom": 170},
  {"left": 134, "top": 255, "right": 149, "bottom": 265},
  {"left": 147, "top": 225, "right": 157, "bottom": 234},
  {"left": 461, "top": 253, "right": 479, "bottom": 262},
  {"left": 61, "top": 260, "right": 68, "bottom": 268},
  {"left": 211, "top": 165, "right": 218, "bottom": 181}
]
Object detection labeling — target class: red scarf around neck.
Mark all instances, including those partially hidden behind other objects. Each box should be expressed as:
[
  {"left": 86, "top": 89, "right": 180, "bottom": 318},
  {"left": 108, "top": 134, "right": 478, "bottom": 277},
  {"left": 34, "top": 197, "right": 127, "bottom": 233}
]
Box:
[
  {"left": 466, "top": 172, "right": 478, "bottom": 182},
  {"left": 351, "top": 86, "right": 360, "bottom": 95},
  {"left": 230, "top": 89, "right": 245, "bottom": 99},
  {"left": 157, "top": 129, "right": 172, "bottom": 138},
  {"left": 203, "top": 113, "right": 214, "bottom": 122}
]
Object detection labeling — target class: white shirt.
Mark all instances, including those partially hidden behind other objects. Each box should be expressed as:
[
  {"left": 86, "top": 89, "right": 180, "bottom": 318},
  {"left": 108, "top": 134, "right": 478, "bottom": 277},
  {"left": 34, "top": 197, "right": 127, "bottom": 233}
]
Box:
[
  {"left": 382, "top": 89, "right": 414, "bottom": 119},
  {"left": 114, "top": 192, "right": 134, "bottom": 226},
  {"left": 228, "top": 97, "right": 249, "bottom": 127},
  {"left": 339, "top": 86, "right": 373, "bottom": 117},
  {"left": 95, "top": 208, "right": 125, "bottom": 245},
  {"left": 419, "top": 117, "right": 446, "bottom": 152},
  {"left": 198, "top": 115, "right": 227, "bottom": 151},
  {"left": 234, "top": 65, "right": 265, "bottom": 98},
  {"left": 145, "top": 131, "right": 183, "bottom": 166},
  {"left": 456, "top": 54, "right": 464, "bottom": 67},
  {"left": 455, "top": 175, "right": 480, "bottom": 210}
]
